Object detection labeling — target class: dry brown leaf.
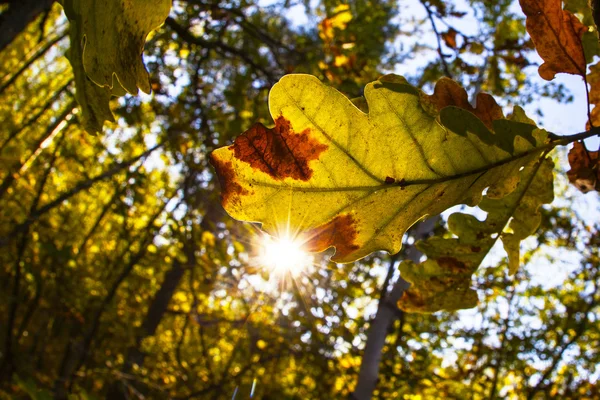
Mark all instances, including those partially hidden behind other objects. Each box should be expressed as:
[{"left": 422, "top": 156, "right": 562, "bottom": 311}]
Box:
[
  {"left": 519, "top": 0, "right": 587, "bottom": 80},
  {"left": 442, "top": 29, "right": 458, "bottom": 49},
  {"left": 567, "top": 141, "right": 600, "bottom": 193}
]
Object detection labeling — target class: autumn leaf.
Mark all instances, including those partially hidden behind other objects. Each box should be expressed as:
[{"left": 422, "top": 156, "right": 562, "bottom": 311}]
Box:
[
  {"left": 567, "top": 141, "right": 600, "bottom": 192},
  {"left": 398, "top": 158, "right": 554, "bottom": 313},
  {"left": 519, "top": 0, "right": 587, "bottom": 80},
  {"left": 210, "top": 74, "right": 550, "bottom": 263},
  {"left": 61, "top": 0, "right": 172, "bottom": 133},
  {"left": 442, "top": 29, "right": 458, "bottom": 49}
]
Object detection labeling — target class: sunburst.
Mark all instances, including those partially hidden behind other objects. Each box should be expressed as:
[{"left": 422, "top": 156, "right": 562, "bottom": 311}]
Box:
[{"left": 256, "top": 229, "right": 313, "bottom": 278}]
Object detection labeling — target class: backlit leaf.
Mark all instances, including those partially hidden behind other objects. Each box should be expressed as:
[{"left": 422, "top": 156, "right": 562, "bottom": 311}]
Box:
[
  {"left": 61, "top": 0, "right": 171, "bottom": 133},
  {"left": 210, "top": 74, "right": 550, "bottom": 263},
  {"left": 398, "top": 158, "right": 554, "bottom": 312}
]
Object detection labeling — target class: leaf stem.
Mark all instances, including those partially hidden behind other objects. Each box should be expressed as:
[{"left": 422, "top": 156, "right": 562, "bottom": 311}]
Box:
[{"left": 548, "top": 125, "right": 600, "bottom": 144}]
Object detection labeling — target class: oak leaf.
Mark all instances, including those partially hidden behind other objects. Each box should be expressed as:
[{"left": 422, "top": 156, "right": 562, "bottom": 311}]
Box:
[
  {"left": 398, "top": 158, "right": 555, "bottom": 312},
  {"left": 210, "top": 74, "right": 550, "bottom": 263},
  {"left": 519, "top": 0, "right": 587, "bottom": 80},
  {"left": 61, "top": 0, "right": 172, "bottom": 133}
]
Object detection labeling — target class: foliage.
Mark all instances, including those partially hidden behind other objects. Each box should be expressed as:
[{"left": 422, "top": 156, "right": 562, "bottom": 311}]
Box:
[{"left": 519, "top": 0, "right": 588, "bottom": 80}]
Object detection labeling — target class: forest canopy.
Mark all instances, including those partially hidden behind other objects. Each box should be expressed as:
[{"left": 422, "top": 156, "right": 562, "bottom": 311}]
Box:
[{"left": 0, "top": 0, "right": 599, "bottom": 399}]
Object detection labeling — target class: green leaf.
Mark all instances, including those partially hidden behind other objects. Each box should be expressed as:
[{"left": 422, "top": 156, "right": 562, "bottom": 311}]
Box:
[
  {"left": 398, "top": 157, "right": 554, "bottom": 313},
  {"left": 210, "top": 74, "right": 552, "bottom": 263},
  {"left": 61, "top": 0, "right": 171, "bottom": 133}
]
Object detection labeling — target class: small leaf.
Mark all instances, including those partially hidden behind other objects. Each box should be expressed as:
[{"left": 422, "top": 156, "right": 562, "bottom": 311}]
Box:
[
  {"left": 442, "top": 29, "right": 458, "bottom": 49},
  {"left": 519, "top": 0, "right": 587, "bottom": 80},
  {"left": 567, "top": 141, "right": 600, "bottom": 192},
  {"left": 211, "top": 74, "right": 550, "bottom": 263},
  {"left": 398, "top": 158, "right": 554, "bottom": 313}
]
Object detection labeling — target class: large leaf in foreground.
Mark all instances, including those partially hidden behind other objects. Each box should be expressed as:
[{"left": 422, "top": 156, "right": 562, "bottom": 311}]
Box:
[
  {"left": 62, "top": 0, "right": 171, "bottom": 133},
  {"left": 210, "top": 74, "right": 550, "bottom": 263},
  {"left": 398, "top": 158, "right": 554, "bottom": 313}
]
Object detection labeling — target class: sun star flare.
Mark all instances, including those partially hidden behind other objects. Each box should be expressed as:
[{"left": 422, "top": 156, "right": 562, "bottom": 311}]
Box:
[{"left": 257, "top": 232, "right": 313, "bottom": 277}]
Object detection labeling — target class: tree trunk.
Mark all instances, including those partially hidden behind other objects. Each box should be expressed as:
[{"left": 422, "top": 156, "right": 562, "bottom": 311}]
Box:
[
  {"left": 105, "top": 259, "right": 186, "bottom": 400},
  {"left": 0, "top": 0, "right": 56, "bottom": 53},
  {"left": 352, "top": 218, "right": 438, "bottom": 400}
]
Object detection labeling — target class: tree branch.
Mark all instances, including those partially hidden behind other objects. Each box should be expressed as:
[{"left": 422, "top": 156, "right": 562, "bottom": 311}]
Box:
[
  {"left": 423, "top": 2, "right": 453, "bottom": 79},
  {"left": 0, "top": 0, "right": 55, "bottom": 53},
  {"left": 163, "top": 17, "right": 277, "bottom": 84}
]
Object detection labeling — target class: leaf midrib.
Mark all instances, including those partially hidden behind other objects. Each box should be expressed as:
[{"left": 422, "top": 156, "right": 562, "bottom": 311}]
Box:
[{"left": 249, "top": 140, "right": 552, "bottom": 192}]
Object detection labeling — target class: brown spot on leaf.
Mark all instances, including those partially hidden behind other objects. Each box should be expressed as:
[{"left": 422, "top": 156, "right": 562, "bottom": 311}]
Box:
[
  {"left": 519, "top": 0, "right": 587, "bottom": 80},
  {"left": 209, "top": 155, "right": 249, "bottom": 208},
  {"left": 305, "top": 214, "right": 360, "bottom": 259},
  {"left": 567, "top": 141, "right": 600, "bottom": 193},
  {"left": 385, "top": 176, "right": 395, "bottom": 184},
  {"left": 470, "top": 246, "right": 481, "bottom": 253},
  {"left": 437, "top": 257, "right": 470, "bottom": 273},
  {"left": 442, "top": 28, "right": 458, "bottom": 49},
  {"left": 230, "top": 116, "right": 328, "bottom": 181},
  {"left": 425, "top": 78, "right": 504, "bottom": 129}
]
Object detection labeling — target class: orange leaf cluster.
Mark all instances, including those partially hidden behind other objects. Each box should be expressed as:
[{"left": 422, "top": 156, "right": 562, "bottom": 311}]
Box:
[{"left": 519, "top": 0, "right": 587, "bottom": 80}]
